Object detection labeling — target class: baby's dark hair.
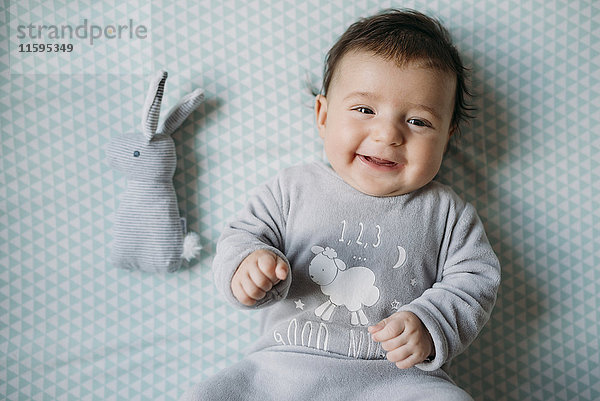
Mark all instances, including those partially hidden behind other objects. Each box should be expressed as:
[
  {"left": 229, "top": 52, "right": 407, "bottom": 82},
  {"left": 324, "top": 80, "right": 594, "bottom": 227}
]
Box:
[{"left": 318, "top": 8, "right": 474, "bottom": 132}]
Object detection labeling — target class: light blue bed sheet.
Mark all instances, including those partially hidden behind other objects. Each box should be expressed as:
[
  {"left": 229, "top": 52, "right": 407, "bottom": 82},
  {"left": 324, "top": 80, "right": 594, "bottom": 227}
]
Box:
[{"left": 1, "top": 0, "right": 598, "bottom": 400}]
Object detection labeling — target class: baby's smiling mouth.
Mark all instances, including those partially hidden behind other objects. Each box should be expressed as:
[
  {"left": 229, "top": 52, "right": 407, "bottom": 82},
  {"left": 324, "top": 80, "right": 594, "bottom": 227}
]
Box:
[{"left": 358, "top": 154, "right": 399, "bottom": 167}]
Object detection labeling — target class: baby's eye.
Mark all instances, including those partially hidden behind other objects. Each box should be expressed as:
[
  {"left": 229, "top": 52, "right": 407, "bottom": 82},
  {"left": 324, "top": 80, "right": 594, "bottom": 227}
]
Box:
[
  {"left": 407, "top": 118, "right": 431, "bottom": 127},
  {"left": 354, "top": 106, "right": 374, "bottom": 115}
]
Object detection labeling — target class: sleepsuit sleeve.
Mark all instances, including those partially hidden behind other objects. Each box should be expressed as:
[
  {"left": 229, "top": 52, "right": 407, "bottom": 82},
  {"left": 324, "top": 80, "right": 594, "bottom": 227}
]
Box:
[
  {"left": 399, "top": 201, "right": 501, "bottom": 371},
  {"left": 212, "top": 174, "right": 291, "bottom": 309}
]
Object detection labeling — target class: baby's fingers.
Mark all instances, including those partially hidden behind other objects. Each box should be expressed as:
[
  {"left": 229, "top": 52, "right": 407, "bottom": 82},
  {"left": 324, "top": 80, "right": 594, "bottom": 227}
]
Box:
[
  {"left": 387, "top": 347, "right": 423, "bottom": 370},
  {"left": 369, "top": 317, "right": 405, "bottom": 342},
  {"left": 241, "top": 278, "right": 266, "bottom": 301},
  {"left": 386, "top": 339, "right": 433, "bottom": 369},
  {"left": 275, "top": 257, "right": 288, "bottom": 281},
  {"left": 249, "top": 267, "right": 274, "bottom": 293},
  {"left": 232, "top": 276, "right": 259, "bottom": 306},
  {"left": 257, "top": 252, "right": 288, "bottom": 283}
]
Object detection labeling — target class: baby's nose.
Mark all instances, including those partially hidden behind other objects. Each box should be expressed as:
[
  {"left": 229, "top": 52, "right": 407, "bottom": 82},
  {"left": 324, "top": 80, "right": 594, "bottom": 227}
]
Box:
[{"left": 373, "top": 121, "right": 404, "bottom": 146}]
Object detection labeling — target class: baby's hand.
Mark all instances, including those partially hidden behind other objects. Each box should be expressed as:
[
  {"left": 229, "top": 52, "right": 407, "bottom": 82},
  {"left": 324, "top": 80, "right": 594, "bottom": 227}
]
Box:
[
  {"left": 231, "top": 249, "right": 288, "bottom": 306},
  {"left": 368, "top": 311, "right": 434, "bottom": 369}
]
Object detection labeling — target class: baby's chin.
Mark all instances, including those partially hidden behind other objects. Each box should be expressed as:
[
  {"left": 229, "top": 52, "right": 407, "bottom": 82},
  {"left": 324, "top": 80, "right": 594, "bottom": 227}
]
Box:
[
  {"left": 347, "top": 178, "right": 418, "bottom": 198},
  {"left": 359, "top": 187, "right": 412, "bottom": 198},
  {"left": 328, "top": 159, "right": 433, "bottom": 197}
]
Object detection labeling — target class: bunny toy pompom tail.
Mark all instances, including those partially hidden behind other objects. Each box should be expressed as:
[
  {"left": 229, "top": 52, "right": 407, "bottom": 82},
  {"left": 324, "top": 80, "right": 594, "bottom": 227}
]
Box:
[{"left": 182, "top": 232, "right": 202, "bottom": 261}]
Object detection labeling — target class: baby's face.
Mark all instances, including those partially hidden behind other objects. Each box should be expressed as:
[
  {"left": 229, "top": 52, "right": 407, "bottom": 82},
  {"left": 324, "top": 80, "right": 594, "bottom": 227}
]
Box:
[{"left": 315, "top": 50, "right": 456, "bottom": 197}]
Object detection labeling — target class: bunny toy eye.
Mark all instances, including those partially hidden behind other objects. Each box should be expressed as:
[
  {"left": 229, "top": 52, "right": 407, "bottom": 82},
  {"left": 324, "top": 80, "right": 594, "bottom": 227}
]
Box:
[{"left": 133, "top": 151, "right": 140, "bottom": 157}]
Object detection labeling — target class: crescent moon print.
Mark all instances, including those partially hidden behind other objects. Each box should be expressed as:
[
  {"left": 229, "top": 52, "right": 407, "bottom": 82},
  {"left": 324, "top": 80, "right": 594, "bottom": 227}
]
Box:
[{"left": 392, "top": 246, "right": 407, "bottom": 269}]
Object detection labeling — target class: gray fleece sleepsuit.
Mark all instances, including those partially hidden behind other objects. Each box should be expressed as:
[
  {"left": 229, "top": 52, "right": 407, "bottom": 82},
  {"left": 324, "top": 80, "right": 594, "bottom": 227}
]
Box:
[{"left": 183, "top": 162, "right": 501, "bottom": 401}]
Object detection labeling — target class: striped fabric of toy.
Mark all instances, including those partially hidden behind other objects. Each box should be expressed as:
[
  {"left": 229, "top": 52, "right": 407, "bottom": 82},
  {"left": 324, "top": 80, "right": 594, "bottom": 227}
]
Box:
[{"left": 106, "top": 70, "right": 204, "bottom": 273}]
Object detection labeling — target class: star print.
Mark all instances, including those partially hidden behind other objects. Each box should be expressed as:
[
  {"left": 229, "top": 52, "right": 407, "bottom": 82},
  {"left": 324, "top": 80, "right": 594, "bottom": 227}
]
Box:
[
  {"left": 390, "top": 299, "right": 401, "bottom": 310},
  {"left": 410, "top": 278, "right": 417, "bottom": 287},
  {"left": 294, "top": 299, "right": 305, "bottom": 310}
]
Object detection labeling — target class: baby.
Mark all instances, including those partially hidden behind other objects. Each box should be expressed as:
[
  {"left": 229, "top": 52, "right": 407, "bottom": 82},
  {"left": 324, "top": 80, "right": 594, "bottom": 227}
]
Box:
[{"left": 184, "top": 8, "right": 500, "bottom": 401}]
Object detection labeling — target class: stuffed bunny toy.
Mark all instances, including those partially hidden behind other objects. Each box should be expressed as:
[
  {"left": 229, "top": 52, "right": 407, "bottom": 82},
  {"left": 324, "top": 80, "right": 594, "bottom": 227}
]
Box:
[{"left": 107, "top": 70, "right": 204, "bottom": 272}]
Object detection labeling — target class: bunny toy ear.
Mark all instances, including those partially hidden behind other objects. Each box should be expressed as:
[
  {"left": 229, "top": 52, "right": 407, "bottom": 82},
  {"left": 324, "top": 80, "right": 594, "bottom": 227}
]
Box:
[
  {"left": 158, "top": 88, "right": 205, "bottom": 136},
  {"left": 142, "top": 70, "right": 168, "bottom": 142}
]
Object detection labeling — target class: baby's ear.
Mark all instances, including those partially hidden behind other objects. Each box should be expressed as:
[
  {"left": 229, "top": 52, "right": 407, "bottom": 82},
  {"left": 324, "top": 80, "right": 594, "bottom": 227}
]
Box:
[
  {"left": 444, "top": 123, "right": 458, "bottom": 154},
  {"left": 448, "top": 122, "right": 458, "bottom": 138},
  {"left": 315, "top": 94, "right": 328, "bottom": 135}
]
